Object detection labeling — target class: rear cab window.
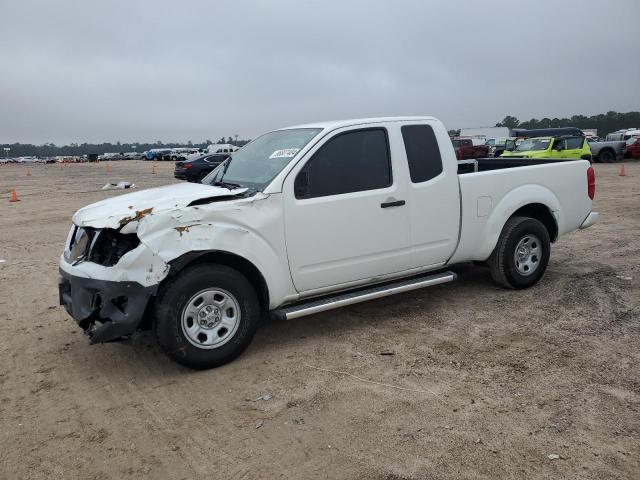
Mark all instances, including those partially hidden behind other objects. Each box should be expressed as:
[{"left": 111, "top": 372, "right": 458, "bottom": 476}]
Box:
[{"left": 401, "top": 125, "right": 443, "bottom": 183}]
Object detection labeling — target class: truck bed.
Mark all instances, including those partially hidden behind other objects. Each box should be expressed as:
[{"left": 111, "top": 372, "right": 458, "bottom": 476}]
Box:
[
  {"left": 458, "top": 157, "right": 582, "bottom": 174},
  {"left": 449, "top": 156, "right": 592, "bottom": 265}
]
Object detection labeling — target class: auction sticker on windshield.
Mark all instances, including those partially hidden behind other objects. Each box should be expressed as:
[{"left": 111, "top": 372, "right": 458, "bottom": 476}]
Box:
[{"left": 269, "top": 148, "right": 300, "bottom": 159}]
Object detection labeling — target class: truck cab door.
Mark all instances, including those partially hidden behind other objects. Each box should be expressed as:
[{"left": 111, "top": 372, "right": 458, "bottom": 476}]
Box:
[
  {"left": 399, "top": 122, "right": 461, "bottom": 269},
  {"left": 282, "top": 126, "right": 412, "bottom": 294}
]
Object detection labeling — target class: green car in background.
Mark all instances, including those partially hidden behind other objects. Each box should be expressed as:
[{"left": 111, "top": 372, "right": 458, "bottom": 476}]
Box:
[{"left": 500, "top": 135, "right": 592, "bottom": 160}]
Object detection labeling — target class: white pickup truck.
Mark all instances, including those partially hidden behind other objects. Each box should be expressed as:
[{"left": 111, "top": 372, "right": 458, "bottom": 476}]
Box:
[{"left": 59, "top": 117, "right": 598, "bottom": 368}]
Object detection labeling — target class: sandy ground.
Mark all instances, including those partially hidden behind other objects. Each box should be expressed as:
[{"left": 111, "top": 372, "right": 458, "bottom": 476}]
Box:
[{"left": 0, "top": 160, "right": 638, "bottom": 480}]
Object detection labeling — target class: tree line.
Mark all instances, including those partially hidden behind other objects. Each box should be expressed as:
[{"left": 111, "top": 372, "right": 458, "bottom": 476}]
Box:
[
  {"left": 4, "top": 111, "right": 640, "bottom": 157},
  {"left": 495, "top": 111, "right": 640, "bottom": 136},
  {"left": 0, "top": 136, "right": 251, "bottom": 158}
]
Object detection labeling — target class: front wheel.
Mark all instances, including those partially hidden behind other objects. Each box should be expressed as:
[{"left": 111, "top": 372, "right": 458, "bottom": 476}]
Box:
[
  {"left": 154, "top": 264, "right": 260, "bottom": 369},
  {"left": 488, "top": 216, "right": 550, "bottom": 289}
]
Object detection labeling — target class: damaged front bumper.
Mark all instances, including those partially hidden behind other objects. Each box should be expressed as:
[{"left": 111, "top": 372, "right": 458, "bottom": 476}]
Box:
[
  {"left": 58, "top": 238, "right": 169, "bottom": 343},
  {"left": 59, "top": 268, "right": 157, "bottom": 343}
]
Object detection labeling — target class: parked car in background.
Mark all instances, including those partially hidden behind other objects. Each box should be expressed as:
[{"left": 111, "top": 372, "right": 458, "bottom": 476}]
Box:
[
  {"left": 606, "top": 129, "right": 640, "bottom": 141},
  {"left": 169, "top": 148, "right": 202, "bottom": 162},
  {"left": 452, "top": 138, "right": 490, "bottom": 159},
  {"left": 207, "top": 144, "right": 239, "bottom": 154},
  {"left": 123, "top": 152, "right": 144, "bottom": 160},
  {"left": 586, "top": 137, "right": 626, "bottom": 163},
  {"left": 59, "top": 116, "right": 597, "bottom": 368},
  {"left": 485, "top": 137, "right": 511, "bottom": 157},
  {"left": 501, "top": 135, "right": 592, "bottom": 160},
  {"left": 98, "top": 153, "right": 123, "bottom": 161},
  {"left": 144, "top": 149, "right": 172, "bottom": 161},
  {"left": 624, "top": 136, "right": 640, "bottom": 159},
  {"left": 174, "top": 154, "right": 229, "bottom": 182}
]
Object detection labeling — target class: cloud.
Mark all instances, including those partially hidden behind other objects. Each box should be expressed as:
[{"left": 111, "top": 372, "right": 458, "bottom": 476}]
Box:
[{"left": 1, "top": 0, "right": 638, "bottom": 143}]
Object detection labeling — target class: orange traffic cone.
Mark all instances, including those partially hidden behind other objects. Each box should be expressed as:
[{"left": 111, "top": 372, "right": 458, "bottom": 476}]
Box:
[
  {"left": 152, "top": 164, "right": 157, "bottom": 174},
  {"left": 105, "top": 162, "right": 111, "bottom": 173},
  {"left": 59, "top": 163, "right": 63, "bottom": 171},
  {"left": 10, "top": 188, "right": 19, "bottom": 202},
  {"left": 619, "top": 164, "right": 626, "bottom": 176},
  {"left": 26, "top": 169, "right": 32, "bottom": 176}
]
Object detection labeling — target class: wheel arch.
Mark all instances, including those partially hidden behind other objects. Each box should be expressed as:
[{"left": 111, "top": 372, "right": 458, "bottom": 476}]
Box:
[
  {"left": 167, "top": 250, "right": 270, "bottom": 312},
  {"left": 511, "top": 203, "right": 558, "bottom": 242},
  {"left": 596, "top": 147, "right": 615, "bottom": 161},
  {"left": 477, "top": 185, "right": 561, "bottom": 261}
]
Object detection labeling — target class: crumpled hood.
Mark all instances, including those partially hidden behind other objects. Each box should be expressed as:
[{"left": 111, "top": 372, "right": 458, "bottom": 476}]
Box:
[{"left": 73, "top": 182, "right": 247, "bottom": 229}]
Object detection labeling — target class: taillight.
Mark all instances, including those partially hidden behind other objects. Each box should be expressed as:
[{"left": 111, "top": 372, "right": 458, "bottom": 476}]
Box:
[
  {"left": 184, "top": 163, "right": 193, "bottom": 169},
  {"left": 587, "top": 166, "right": 595, "bottom": 200}
]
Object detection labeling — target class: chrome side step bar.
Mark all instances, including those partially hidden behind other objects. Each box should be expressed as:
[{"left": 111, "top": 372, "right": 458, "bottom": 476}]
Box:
[{"left": 277, "top": 271, "right": 456, "bottom": 320}]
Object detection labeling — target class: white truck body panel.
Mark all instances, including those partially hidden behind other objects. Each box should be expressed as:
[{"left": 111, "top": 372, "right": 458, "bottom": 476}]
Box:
[{"left": 449, "top": 161, "right": 592, "bottom": 264}]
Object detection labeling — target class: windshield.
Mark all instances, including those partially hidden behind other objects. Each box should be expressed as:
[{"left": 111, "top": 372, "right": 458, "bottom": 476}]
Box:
[
  {"left": 515, "top": 138, "right": 551, "bottom": 152},
  {"left": 203, "top": 128, "right": 322, "bottom": 190},
  {"left": 626, "top": 137, "right": 639, "bottom": 145}
]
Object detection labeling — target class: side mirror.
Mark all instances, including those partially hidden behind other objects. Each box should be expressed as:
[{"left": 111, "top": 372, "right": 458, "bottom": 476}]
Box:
[{"left": 295, "top": 170, "right": 310, "bottom": 198}]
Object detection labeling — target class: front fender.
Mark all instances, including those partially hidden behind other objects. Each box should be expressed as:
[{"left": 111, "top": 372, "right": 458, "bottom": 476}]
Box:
[{"left": 135, "top": 193, "right": 296, "bottom": 309}]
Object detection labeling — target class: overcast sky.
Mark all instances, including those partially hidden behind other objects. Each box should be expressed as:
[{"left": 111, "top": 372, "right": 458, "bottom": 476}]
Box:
[{"left": 1, "top": 0, "right": 638, "bottom": 144}]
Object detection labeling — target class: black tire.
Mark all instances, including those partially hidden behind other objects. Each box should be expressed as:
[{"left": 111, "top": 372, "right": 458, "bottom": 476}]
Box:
[
  {"left": 154, "top": 264, "right": 260, "bottom": 369},
  {"left": 197, "top": 171, "right": 209, "bottom": 182},
  {"left": 598, "top": 149, "right": 615, "bottom": 163},
  {"left": 488, "top": 216, "right": 550, "bottom": 289}
]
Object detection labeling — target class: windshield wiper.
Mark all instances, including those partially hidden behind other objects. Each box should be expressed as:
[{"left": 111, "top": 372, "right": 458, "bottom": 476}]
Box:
[
  {"left": 208, "top": 157, "right": 244, "bottom": 189},
  {"left": 213, "top": 180, "right": 244, "bottom": 189},
  {"left": 219, "top": 156, "right": 233, "bottom": 182}
]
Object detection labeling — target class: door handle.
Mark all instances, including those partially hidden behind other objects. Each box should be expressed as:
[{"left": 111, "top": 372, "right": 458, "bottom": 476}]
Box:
[{"left": 381, "top": 199, "right": 405, "bottom": 208}]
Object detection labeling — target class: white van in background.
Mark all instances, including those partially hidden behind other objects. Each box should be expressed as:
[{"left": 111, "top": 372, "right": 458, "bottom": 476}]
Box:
[
  {"left": 207, "top": 143, "right": 239, "bottom": 154},
  {"left": 606, "top": 128, "right": 640, "bottom": 141}
]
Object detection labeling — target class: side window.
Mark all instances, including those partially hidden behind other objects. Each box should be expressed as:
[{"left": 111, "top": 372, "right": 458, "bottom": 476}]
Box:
[
  {"left": 553, "top": 139, "right": 566, "bottom": 150},
  {"left": 401, "top": 125, "right": 443, "bottom": 183},
  {"left": 565, "top": 137, "right": 584, "bottom": 149},
  {"left": 295, "top": 128, "right": 391, "bottom": 199}
]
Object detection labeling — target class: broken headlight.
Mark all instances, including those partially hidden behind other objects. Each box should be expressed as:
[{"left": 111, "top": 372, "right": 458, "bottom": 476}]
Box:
[
  {"left": 87, "top": 229, "right": 140, "bottom": 266},
  {"left": 65, "top": 226, "right": 96, "bottom": 264},
  {"left": 64, "top": 226, "right": 140, "bottom": 266}
]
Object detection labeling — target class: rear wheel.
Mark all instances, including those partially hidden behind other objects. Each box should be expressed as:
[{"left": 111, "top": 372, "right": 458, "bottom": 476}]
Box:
[
  {"left": 598, "top": 149, "right": 615, "bottom": 163},
  {"left": 488, "top": 216, "right": 550, "bottom": 289},
  {"left": 154, "top": 264, "right": 260, "bottom": 369}
]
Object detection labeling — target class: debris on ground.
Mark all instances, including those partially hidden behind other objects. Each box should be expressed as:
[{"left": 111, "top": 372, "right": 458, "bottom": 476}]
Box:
[
  {"left": 255, "top": 420, "right": 264, "bottom": 429},
  {"left": 101, "top": 181, "right": 135, "bottom": 190},
  {"left": 251, "top": 394, "right": 273, "bottom": 402},
  {"left": 615, "top": 275, "right": 632, "bottom": 281}
]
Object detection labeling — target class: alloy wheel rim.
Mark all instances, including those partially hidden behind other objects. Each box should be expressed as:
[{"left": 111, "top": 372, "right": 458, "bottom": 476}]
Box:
[
  {"left": 181, "top": 288, "right": 240, "bottom": 349},
  {"left": 513, "top": 234, "right": 542, "bottom": 276}
]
